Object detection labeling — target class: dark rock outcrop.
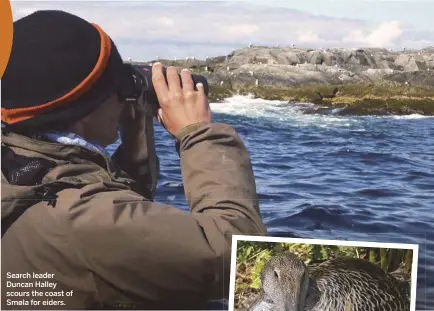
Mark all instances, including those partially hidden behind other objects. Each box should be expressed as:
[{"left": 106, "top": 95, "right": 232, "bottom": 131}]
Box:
[
  {"left": 128, "top": 46, "right": 434, "bottom": 115},
  {"left": 133, "top": 46, "right": 434, "bottom": 89}
]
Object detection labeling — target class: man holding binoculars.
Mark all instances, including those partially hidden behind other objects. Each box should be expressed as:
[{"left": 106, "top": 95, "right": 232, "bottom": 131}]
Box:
[{"left": 1, "top": 9, "right": 266, "bottom": 310}]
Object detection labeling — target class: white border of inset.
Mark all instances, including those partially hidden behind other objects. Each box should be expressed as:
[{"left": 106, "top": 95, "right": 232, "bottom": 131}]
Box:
[{"left": 229, "top": 235, "right": 419, "bottom": 311}]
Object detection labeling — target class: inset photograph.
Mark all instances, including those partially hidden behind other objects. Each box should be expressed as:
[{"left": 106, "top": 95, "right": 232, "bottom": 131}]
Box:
[{"left": 229, "top": 236, "right": 418, "bottom": 311}]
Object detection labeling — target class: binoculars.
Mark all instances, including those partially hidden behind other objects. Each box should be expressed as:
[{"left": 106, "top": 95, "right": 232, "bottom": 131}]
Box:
[{"left": 119, "top": 63, "right": 209, "bottom": 107}]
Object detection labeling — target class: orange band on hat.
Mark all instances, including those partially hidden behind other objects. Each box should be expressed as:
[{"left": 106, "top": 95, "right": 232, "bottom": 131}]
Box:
[{"left": 1, "top": 23, "right": 112, "bottom": 125}]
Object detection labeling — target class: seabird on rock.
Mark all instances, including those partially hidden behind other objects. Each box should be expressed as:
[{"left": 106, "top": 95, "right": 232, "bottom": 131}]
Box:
[{"left": 220, "top": 81, "right": 224, "bottom": 86}]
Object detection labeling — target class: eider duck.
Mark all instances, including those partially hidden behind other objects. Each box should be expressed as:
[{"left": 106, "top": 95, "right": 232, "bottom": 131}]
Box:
[{"left": 248, "top": 253, "right": 409, "bottom": 311}]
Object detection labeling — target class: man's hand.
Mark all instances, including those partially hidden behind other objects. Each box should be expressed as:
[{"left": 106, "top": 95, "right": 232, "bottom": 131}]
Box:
[{"left": 151, "top": 62, "right": 212, "bottom": 137}]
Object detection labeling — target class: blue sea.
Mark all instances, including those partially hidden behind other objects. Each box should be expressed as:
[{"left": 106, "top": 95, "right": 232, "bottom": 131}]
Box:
[{"left": 108, "top": 95, "right": 434, "bottom": 310}]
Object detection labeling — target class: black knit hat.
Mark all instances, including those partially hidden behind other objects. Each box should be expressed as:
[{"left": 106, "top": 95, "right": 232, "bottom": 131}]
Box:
[{"left": 1, "top": 10, "right": 127, "bottom": 131}]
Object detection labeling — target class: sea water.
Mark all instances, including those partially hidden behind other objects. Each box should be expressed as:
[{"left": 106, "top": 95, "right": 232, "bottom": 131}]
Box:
[{"left": 107, "top": 95, "right": 434, "bottom": 310}]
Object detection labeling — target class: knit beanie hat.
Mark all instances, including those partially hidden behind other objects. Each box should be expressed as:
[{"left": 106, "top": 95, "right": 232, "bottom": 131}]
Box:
[{"left": 1, "top": 10, "right": 126, "bottom": 131}]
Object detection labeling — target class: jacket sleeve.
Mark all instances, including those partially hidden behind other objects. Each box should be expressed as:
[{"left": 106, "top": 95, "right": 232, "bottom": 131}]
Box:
[{"left": 69, "top": 123, "right": 267, "bottom": 308}]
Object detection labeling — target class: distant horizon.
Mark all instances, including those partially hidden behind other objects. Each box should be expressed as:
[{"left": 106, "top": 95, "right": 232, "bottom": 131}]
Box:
[
  {"left": 124, "top": 44, "right": 434, "bottom": 63},
  {"left": 11, "top": 1, "right": 433, "bottom": 61}
]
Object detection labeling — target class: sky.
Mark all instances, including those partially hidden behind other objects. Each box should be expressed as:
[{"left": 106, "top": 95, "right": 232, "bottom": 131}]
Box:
[{"left": 10, "top": 0, "right": 434, "bottom": 61}]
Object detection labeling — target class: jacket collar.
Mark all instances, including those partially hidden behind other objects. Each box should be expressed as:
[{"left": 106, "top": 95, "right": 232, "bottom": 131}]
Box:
[
  {"left": 37, "top": 131, "right": 110, "bottom": 157},
  {"left": 2, "top": 131, "right": 115, "bottom": 174}
]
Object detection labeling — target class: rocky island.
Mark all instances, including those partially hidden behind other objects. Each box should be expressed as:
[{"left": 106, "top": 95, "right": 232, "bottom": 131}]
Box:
[{"left": 133, "top": 46, "right": 434, "bottom": 115}]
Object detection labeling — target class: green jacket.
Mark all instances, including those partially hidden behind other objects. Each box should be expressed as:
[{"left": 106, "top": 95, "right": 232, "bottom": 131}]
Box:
[{"left": 1, "top": 123, "right": 267, "bottom": 310}]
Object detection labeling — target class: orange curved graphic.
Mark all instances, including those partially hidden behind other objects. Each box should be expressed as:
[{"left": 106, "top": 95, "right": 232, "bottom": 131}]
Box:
[{"left": 0, "top": 0, "right": 13, "bottom": 79}]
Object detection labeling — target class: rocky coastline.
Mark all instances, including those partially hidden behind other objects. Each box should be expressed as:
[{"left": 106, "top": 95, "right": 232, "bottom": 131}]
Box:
[{"left": 134, "top": 46, "right": 434, "bottom": 116}]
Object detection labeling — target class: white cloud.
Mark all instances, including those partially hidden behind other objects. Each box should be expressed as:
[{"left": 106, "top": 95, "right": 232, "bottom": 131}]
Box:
[
  {"left": 156, "top": 16, "right": 175, "bottom": 27},
  {"left": 10, "top": 1, "right": 433, "bottom": 61},
  {"left": 222, "top": 24, "right": 259, "bottom": 37},
  {"left": 297, "top": 30, "right": 321, "bottom": 43},
  {"left": 13, "top": 7, "right": 37, "bottom": 18},
  {"left": 366, "top": 21, "right": 403, "bottom": 46},
  {"left": 343, "top": 21, "right": 404, "bottom": 47}
]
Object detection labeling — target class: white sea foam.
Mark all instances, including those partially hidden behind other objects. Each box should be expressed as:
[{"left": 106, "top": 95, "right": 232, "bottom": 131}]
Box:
[
  {"left": 209, "top": 95, "right": 433, "bottom": 128},
  {"left": 209, "top": 95, "right": 359, "bottom": 129},
  {"left": 389, "top": 114, "right": 433, "bottom": 120}
]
